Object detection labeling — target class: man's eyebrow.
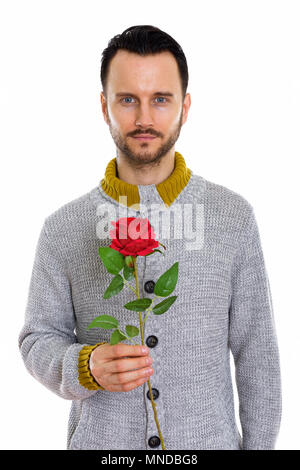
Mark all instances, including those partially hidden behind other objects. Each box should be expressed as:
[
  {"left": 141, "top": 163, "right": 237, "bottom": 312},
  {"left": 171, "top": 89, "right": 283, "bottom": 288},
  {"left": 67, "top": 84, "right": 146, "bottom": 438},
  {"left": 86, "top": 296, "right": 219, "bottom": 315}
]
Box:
[{"left": 115, "top": 91, "right": 174, "bottom": 98}]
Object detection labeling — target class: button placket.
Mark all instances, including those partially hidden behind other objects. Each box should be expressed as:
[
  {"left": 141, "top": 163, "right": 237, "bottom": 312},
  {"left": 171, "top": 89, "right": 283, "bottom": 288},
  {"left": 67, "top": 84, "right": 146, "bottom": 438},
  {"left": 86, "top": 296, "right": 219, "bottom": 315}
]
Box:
[{"left": 136, "top": 198, "right": 165, "bottom": 450}]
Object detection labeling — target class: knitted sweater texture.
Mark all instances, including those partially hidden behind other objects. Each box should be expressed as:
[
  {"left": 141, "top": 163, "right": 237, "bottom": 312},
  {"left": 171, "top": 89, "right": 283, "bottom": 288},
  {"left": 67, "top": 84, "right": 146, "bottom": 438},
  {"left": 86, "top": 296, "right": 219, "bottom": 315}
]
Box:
[{"left": 18, "top": 151, "right": 282, "bottom": 450}]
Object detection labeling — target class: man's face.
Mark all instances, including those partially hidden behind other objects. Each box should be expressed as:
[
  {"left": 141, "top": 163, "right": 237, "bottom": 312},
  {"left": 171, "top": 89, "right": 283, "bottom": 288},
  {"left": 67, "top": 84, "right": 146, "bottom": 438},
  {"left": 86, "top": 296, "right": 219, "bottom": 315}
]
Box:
[{"left": 100, "top": 50, "right": 191, "bottom": 167}]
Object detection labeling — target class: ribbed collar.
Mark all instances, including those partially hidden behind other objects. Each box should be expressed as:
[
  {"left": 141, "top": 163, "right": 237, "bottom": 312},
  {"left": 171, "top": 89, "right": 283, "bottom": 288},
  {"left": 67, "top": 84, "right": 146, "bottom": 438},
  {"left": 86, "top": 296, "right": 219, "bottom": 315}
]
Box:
[{"left": 100, "top": 150, "right": 191, "bottom": 208}]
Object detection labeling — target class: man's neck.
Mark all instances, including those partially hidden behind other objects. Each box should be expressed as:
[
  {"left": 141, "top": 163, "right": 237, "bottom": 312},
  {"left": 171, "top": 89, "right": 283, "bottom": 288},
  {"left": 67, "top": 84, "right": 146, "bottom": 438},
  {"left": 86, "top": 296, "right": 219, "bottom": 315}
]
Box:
[{"left": 115, "top": 150, "right": 176, "bottom": 186}]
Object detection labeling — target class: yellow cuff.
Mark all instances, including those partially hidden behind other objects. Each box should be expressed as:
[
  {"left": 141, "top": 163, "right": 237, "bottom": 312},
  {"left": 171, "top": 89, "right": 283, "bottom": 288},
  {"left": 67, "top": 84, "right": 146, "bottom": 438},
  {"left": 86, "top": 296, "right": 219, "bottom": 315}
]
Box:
[{"left": 78, "top": 342, "right": 107, "bottom": 391}]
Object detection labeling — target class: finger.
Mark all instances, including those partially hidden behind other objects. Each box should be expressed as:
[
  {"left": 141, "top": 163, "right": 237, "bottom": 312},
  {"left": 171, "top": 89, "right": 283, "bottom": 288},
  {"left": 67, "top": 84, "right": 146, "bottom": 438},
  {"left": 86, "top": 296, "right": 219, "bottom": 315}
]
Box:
[
  {"left": 92, "top": 343, "right": 148, "bottom": 367},
  {"left": 110, "top": 365, "right": 154, "bottom": 386},
  {"left": 108, "top": 343, "right": 149, "bottom": 360},
  {"left": 108, "top": 375, "right": 150, "bottom": 392},
  {"left": 101, "top": 354, "right": 152, "bottom": 375}
]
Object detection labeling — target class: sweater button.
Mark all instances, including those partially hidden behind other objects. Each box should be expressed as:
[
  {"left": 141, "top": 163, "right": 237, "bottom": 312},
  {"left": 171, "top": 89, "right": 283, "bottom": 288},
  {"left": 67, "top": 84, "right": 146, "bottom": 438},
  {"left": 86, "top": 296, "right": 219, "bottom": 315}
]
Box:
[
  {"left": 148, "top": 435, "right": 161, "bottom": 448},
  {"left": 147, "top": 387, "right": 159, "bottom": 400},
  {"left": 146, "top": 335, "right": 158, "bottom": 348},
  {"left": 144, "top": 280, "right": 155, "bottom": 293}
]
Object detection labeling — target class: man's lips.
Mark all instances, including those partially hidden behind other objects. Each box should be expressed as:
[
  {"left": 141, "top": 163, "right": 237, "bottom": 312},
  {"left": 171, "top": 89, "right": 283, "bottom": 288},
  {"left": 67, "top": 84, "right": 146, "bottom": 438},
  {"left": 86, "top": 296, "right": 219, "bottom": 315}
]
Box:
[{"left": 132, "top": 135, "right": 157, "bottom": 140}]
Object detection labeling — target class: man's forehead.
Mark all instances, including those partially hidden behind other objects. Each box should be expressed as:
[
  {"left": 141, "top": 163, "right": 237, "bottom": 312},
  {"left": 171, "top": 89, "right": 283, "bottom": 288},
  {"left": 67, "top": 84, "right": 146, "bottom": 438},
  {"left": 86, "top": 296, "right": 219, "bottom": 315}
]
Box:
[
  {"left": 109, "top": 50, "right": 178, "bottom": 76},
  {"left": 106, "top": 51, "right": 181, "bottom": 96}
]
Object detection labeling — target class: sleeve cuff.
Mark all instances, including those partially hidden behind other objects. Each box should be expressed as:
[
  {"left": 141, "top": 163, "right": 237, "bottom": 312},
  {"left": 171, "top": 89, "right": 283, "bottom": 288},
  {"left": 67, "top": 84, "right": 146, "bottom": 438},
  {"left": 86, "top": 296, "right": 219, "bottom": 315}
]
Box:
[{"left": 78, "top": 342, "right": 107, "bottom": 391}]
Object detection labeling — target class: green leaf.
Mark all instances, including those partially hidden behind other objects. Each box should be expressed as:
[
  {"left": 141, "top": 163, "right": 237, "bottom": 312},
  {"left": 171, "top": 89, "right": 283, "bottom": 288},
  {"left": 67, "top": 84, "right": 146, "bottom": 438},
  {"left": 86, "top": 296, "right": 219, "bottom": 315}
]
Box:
[
  {"left": 98, "top": 246, "right": 125, "bottom": 275},
  {"left": 103, "top": 274, "right": 124, "bottom": 299},
  {"left": 125, "top": 325, "right": 139, "bottom": 337},
  {"left": 87, "top": 314, "right": 119, "bottom": 330},
  {"left": 152, "top": 296, "right": 177, "bottom": 315},
  {"left": 110, "top": 329, "right": 127, "bottom": 345},
  {"left": 154, "top": 261, "right": 178, "bottom": 297},
  {"left": 124, "top": 298, "right": 152, "bottom": 312},
  {"left": 123, "top": 264, "right": 134, "bottom": 281}
]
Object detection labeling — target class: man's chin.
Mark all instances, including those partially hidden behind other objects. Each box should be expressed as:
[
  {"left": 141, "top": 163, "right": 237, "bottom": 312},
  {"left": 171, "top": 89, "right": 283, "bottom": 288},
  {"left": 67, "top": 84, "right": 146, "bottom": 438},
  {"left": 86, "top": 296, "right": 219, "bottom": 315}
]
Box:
[{"left": 126, "top": 149, "right": 160, "bottom": 164}]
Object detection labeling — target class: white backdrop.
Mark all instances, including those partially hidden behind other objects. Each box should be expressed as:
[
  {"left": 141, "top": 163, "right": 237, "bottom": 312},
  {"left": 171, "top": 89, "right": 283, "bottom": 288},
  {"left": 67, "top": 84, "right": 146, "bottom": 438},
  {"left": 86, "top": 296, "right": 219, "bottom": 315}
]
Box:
[{"left": 0, "top": 0, "right": 299, "bottom": 450}]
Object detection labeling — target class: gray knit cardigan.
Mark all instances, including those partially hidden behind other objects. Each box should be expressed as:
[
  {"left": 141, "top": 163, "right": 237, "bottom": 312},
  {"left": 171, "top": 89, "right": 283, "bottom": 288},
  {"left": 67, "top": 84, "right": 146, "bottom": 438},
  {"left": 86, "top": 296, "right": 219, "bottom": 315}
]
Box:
[{"left": 18, "top": 164, "right": 282, "bottom": 450}]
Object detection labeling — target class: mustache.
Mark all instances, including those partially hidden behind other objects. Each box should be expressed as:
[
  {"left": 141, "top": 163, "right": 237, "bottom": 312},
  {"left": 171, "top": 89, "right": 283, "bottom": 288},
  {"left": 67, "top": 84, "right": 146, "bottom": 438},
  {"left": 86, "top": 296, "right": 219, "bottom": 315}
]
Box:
[{"left": 130, "top": 131, "right": 160, "bottom": 137}]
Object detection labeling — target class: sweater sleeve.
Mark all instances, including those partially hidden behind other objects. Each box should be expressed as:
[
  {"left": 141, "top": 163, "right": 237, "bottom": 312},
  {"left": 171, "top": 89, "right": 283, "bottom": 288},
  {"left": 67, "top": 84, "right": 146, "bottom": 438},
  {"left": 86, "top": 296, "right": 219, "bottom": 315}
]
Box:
[
  {"left": 228, "top": 207, "right": 282, "bottom": 450},
  {"left": 18, "top": 219, "right": 102, "bottom": 400}
]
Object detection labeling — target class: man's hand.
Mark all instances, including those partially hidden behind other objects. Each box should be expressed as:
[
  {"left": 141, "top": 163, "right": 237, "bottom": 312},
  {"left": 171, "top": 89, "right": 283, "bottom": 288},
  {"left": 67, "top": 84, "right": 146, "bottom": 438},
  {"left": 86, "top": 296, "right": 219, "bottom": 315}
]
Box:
[{"left": 90, "top": 343, "right": 154, "bottom": 392}]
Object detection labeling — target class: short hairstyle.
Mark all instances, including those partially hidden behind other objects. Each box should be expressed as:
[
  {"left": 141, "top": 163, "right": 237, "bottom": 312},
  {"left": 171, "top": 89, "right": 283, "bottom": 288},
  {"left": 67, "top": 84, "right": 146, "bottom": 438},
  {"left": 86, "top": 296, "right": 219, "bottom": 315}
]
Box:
[{"left": 100, "top": 25, "right": 189, "bottom": 102}]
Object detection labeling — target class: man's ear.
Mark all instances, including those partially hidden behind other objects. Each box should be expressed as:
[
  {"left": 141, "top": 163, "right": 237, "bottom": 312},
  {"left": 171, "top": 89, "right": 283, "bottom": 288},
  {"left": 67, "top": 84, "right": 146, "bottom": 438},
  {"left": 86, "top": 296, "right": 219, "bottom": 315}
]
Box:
[
  {"left": 181, "top": 93, "right": 191, "bottom": 126},
  {"left": 100, "top": 91, "right": 109, "bottom": 125}
]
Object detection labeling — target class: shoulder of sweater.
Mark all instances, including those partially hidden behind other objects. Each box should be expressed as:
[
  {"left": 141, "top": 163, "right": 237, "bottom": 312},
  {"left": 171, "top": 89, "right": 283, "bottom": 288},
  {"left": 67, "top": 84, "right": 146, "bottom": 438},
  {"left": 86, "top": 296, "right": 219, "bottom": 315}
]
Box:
[
  {"left": 43, "top": 186, "right": 99, "bottom": 235},
  {"left": 200, "top": 175, "right": 253, "bottom": 214},
  {"left": 191, "top": 173, "right": 254, "bottom": 234}
]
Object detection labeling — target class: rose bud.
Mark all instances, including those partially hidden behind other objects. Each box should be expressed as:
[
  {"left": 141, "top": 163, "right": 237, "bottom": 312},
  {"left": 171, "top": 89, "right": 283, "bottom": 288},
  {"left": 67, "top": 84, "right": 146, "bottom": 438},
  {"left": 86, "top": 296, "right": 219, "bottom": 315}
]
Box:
[{"left": 125, "top": 255, "right": 134, "bottom": 268}]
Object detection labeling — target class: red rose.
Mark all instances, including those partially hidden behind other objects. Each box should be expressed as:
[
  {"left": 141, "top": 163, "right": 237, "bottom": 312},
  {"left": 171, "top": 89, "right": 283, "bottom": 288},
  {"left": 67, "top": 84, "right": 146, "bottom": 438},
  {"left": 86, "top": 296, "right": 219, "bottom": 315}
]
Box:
[{"left": 109, "top": 217, "right": 159, "bottom": 257}]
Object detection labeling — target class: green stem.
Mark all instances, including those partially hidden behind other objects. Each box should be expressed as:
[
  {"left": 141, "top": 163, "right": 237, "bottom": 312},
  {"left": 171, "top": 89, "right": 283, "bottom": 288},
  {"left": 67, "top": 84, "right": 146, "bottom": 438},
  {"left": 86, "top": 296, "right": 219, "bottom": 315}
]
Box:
[
  {"left": 117, "top": 329, "right": 139, "bottom": 346},
  {"left": 120, "top": 274, "right": 137, "bottom": 295},
  {"left": 132, "top": 256, "right": 166, "bottom": 451},
  {"left": 142, "top": 295, "right": 160, "bottom": 325}
]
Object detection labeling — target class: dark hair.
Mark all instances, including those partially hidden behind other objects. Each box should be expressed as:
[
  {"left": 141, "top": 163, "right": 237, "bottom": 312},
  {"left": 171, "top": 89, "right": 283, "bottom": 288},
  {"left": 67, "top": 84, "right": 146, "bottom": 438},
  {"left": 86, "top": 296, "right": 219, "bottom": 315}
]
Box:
[{"left": 100, "top": 25, "right": 189, "bottom": 102}]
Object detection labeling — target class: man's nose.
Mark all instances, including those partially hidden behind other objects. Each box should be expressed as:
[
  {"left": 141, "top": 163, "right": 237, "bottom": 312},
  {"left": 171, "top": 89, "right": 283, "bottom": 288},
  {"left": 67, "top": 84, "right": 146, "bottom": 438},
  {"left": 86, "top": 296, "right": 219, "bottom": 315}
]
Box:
[{"left": 135, "top": 104, "right": 154, "bottom": 128}]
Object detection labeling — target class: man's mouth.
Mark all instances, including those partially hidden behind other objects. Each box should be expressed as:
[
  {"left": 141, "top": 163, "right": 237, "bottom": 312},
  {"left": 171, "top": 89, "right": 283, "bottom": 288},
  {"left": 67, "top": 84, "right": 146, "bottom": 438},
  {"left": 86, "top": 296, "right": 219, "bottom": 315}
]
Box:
[{"left": 132, "top": 135, "right": 157, "bottom": 141}]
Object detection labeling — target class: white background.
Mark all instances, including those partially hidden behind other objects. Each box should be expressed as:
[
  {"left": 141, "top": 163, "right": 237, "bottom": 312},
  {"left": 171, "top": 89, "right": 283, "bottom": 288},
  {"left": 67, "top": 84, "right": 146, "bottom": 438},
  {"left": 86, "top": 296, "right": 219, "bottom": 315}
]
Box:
[{"left": 0, "top": 0, "right": 299, "bottom": 450}]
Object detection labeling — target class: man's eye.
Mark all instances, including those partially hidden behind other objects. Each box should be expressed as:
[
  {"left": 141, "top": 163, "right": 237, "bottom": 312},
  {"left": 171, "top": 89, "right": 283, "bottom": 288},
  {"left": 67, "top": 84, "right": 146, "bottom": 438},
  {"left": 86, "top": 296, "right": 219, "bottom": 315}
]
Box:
[
  {"left": 122, "top": 97, "right": 134, "bottom": 103},
  {"left": 121, "top": 97, "right": 167, "bottom": 104},
  {"left": 155, "top": 97, "right": 167, "bottom": 103}
]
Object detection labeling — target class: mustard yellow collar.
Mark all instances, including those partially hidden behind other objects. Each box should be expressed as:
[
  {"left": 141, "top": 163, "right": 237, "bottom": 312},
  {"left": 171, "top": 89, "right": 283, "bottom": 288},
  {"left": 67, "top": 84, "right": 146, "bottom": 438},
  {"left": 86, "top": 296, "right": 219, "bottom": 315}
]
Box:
[{"left": 100, "top": 150, "right": 191, "bottom": 208}]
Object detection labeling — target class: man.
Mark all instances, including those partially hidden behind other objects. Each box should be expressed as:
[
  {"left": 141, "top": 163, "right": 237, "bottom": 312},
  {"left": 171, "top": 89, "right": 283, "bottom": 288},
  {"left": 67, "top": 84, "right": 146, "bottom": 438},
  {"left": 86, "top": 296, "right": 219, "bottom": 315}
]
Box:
[{"left": 18, "top": 25, "right": 282, "bottom": 450}]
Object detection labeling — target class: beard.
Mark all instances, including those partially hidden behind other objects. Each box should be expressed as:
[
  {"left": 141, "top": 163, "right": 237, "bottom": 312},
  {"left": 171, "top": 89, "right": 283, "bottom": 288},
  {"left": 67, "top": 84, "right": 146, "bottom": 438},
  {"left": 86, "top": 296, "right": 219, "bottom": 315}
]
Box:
[{"left": 106, "top": 107, "right": 183, "bottom": 169}]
